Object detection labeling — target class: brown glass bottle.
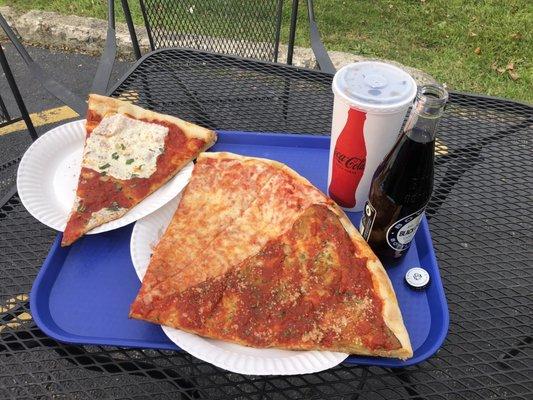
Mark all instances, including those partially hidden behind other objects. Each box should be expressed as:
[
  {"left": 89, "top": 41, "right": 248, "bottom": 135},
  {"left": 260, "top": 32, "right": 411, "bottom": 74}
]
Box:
[{"left": 359, "top": 84, "right": 448, "bottom": 260}]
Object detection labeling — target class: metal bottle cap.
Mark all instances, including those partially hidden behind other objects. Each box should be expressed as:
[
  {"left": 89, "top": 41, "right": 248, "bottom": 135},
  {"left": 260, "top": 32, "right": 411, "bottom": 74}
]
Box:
[{"left": 405, "top": 267, "right": 430, "bottom": 289}]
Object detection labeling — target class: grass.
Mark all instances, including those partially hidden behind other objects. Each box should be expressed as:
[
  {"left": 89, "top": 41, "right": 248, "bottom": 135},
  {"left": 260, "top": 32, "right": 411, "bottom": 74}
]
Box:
[{"left": 2, "top": 0, "right": 532, "bottom": 102}]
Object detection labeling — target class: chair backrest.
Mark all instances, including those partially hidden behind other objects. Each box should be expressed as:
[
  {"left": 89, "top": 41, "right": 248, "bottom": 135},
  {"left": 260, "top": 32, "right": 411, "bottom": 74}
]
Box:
[{"left": 124, "top": 0, "right": 289, "bottom": 62}]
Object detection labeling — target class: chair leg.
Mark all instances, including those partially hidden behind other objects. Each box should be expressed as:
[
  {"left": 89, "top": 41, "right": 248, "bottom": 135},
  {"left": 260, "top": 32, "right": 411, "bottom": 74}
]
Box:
[
  {"left": 0, "top": 91, "right": 11, "bottom": 122},
  {"left": 0, "top": 183, "right": 17, "bottom": 209},
  {"left": 287, "top": 0, "right": 299, "bottom": 66},
  {"left": 120, "top": 0, "right": 142, "bottom": 60},
  {"left": 0, "top": 45, "right": 38, "bottom": 141},
  {"left": 306, "top": 0, "right": 336, "bottom": 73}
]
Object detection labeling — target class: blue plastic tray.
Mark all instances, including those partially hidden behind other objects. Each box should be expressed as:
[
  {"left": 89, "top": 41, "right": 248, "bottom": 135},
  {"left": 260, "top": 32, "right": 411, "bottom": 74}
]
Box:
[{"left": 31, "top": 130, "right": 449, "bottom": 368}]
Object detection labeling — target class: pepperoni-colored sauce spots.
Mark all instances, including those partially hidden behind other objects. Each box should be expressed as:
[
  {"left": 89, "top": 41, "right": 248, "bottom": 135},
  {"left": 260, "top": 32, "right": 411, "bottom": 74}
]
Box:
[
  {"left": 135, "top": 204, "right": 402, "bottom": 352},
  {"left": 85, "top": 110, "right": 102, "bottom": 137},
  {"left": 63, "top": 112, "right": 205, "bottom": 245}
]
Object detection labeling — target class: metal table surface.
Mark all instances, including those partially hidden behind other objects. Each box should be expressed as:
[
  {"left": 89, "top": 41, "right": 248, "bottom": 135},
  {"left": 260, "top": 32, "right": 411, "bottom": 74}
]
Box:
[{"left": 1, "top": 48, "right": 531, "bottom": 399}]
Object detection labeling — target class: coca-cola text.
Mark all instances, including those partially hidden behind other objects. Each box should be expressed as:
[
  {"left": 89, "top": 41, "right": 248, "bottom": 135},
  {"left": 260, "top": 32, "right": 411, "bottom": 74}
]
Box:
[{"left": 328, "top": 108, "right": 367, "bottom": 208}]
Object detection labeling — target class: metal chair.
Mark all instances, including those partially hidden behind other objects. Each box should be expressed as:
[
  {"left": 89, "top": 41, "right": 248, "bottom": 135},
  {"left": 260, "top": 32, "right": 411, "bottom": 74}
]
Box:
[
  {"left": 89, "top": 0, "right": 336, "bottom": 131},
  {"left": 119, "top": 0, "right": 335, "bottom": 71},
  {"left": 0, "top": 1, "right": 335, "bottom": 115},
  {"left": 0, "top": 13, "right": 91, "bottom": 206},
  {"left": 0, "top": 16, "right": 88, "bottom": 116}
]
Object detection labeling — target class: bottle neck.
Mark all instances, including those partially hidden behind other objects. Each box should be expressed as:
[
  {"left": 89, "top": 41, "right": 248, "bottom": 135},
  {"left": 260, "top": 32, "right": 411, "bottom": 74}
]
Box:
[{"left": 403, "top": 84, "right": 448, "bottom": 143}]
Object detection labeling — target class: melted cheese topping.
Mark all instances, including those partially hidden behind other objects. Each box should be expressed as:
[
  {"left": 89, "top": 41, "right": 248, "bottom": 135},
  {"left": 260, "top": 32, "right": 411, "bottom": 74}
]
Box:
[{"left": 83, "top": 114, "right": 168, "bottom": 180}]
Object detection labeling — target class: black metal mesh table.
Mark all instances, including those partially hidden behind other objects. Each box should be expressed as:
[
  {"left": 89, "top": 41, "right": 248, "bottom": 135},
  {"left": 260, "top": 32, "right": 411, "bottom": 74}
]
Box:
[{"left": 1, "top": 48, "right": 531, "bottom": 399}]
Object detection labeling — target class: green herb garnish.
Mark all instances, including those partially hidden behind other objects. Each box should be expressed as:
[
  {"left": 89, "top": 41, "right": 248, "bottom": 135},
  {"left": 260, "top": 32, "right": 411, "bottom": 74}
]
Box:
[
  {"left": 126, "top": 158, "right": 134, "bottom": 165},
  {"left": 107, "top": 201, "right": 120, "bottom": 211},
  {"left": 77, "top": 203, "right": 86, "bottom": 213},
  {"left": 120, "top": 143, "right": 126, "bottom": 150},
  {"left": 99, "top": 163, "right": 111, "bottom": 169},
  {"left": 111, "top": 152, "right": 119, "bottom": 160}
]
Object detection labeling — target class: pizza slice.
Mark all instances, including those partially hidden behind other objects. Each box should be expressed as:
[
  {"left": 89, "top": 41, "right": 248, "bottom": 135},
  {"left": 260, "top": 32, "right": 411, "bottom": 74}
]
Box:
[
  {"left": 130, "top": 153, "right": 412, "bottom": 359},
  {"left": 130, "top": 153, "right": 332, "bottom": 314},
  {"left": 61, "top": 94, "right": 216, "bottom": 246},
  {"left": 136, "top": 152, "right": 282, "bottom": 292}
]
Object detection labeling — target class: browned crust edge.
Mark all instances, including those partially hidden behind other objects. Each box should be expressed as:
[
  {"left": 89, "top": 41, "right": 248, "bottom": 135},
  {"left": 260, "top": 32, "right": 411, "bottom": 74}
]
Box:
[
  {"left": 328, "top": 203, "right": 413, "bottom": 359},
  {"left": 87, "top": 94, "right": 217, "bottom": 143},
  {"left": 199, "top": 152, "right": 331, "bottom": 201}
]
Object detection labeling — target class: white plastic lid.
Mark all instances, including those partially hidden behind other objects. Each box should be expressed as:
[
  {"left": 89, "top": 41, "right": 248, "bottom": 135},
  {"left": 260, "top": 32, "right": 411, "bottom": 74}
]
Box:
[{"left": 332, "top": 61, "right": 417, "bottom": 114}]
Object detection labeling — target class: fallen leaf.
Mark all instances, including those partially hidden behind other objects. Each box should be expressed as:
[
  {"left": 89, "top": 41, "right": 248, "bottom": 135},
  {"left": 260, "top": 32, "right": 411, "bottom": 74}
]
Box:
[
  {"left": 506, "top": 62, "right": 514, "bottom": 70},
  {"left": 490, "top": 62, "right": 498, "bottom": 71},
  {"left": 17, "top": 312, "right": 32, "bottom": 321},
  {"left": 474, "top": 47, "right": 481, "bottom": 54},
  {"left": 510, "top": 33, "right": 522, "bottom": 40},
  {"left": 469, "top": 31, "right": 477, "bottom": 37},
  {"left": 508, "top": 70, "right": 519, "bottom": 80},
  {"left": 497, "top": 67, "right": 506, "bottom": 74}
]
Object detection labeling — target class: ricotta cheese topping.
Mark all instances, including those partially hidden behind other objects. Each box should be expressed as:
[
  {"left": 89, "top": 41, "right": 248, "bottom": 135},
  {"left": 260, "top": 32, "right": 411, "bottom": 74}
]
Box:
[{"left": 83, "top": 114, "right": 169, "bottom": 180}]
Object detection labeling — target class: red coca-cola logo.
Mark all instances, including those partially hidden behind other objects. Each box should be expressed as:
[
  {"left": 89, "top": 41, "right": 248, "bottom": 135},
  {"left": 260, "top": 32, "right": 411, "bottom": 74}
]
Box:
[
  {"left": 328, "top": 108, "right": 367, "bottom": 208},
  {"left": 334, "top": 150, "right": 366, "bottom": 172}
]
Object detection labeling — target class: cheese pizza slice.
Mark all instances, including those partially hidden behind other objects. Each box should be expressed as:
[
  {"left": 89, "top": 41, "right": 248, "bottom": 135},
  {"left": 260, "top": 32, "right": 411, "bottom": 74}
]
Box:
[
  {"left": 130, "top": 153, "right": 412, "bottom": 359},
  {"left": 135, "top": 153, "right": 282, "bottom": 292},
  {"left": 61, "top": 94, "right": 216, "bottom": 246},
  {"left": 130, "top": 152, "right": 332, "bottom": 313}
]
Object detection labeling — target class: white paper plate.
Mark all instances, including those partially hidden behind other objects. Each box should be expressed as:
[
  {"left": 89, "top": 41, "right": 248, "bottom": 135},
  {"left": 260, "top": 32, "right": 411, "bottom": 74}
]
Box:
[
  {"left": 130, "top": 197, "right": 349, "bottom": 375},
  {"left": 17, "top": 119, "right": 193, "bottom": 234}
]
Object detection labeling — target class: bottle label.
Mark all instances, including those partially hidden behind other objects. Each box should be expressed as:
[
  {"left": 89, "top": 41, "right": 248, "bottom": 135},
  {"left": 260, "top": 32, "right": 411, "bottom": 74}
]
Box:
[
  {"left": 359, "top": 201, "right": 376, "bottom": 241},
  {"left": 386, "top": 208, "right": 425, "bottom": 251}
]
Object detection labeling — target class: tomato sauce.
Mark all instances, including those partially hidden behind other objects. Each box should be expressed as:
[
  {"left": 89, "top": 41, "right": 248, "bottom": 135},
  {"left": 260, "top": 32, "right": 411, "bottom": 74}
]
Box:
[
  {"left": 141, "top": 204, "right": 401, "bottom": 351},
  {"left": 125, "top": 116, "right": 204, "bottom": 199},
  {"left": 64, "top": 112, "right": 205, "bottom": 244}
]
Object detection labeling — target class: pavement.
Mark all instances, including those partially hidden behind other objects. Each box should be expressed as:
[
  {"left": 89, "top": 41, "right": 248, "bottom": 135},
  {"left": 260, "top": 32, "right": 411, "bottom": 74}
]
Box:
[{"left": 0, "top": 44, "right": 132, "bottom": 197}]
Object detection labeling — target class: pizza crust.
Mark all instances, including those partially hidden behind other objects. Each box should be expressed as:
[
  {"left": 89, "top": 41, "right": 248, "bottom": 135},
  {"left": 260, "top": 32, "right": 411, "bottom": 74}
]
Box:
[
  {"left": 87, "top": 94, "right": 216, "bottom": 143},
  {"left": 199, "top": 152, "right": 332, "bottom": 203},
  {"left": 168, "top": 323, "right": 406, "bottom": 359},
  {"left": 329, "top": 203, "right": 413, "bottom": 359}
]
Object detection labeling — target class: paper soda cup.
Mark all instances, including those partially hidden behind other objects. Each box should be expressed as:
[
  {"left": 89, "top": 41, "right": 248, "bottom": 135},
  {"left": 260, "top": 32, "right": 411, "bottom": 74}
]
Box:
[{"left": 327, "top": 61, "right": 417, "bottom": 211}]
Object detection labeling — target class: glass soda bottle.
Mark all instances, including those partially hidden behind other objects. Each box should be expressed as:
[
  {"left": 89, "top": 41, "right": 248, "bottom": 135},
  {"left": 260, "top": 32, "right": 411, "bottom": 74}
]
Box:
[{"left": 359, "top": 84, "right": 448, "bottom": 260}]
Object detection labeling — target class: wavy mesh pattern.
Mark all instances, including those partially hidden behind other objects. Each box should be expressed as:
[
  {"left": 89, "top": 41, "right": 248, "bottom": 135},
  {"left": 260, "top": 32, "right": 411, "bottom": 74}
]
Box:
[
  {"left": 1, "top": 49, "right": 532, "bottom": 399},
  {"left": 140, "top": 0, "right": 283, "bottom": 61}
]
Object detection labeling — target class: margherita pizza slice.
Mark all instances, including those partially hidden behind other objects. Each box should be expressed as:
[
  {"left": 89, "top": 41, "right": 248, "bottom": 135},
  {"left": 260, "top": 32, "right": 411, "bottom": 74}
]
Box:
[
  {"left": 130, "top": 153, "right": 412, "bottom": 359},
  {"left": 61, "top": 94, "right": 216, "bottom": 246}
]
